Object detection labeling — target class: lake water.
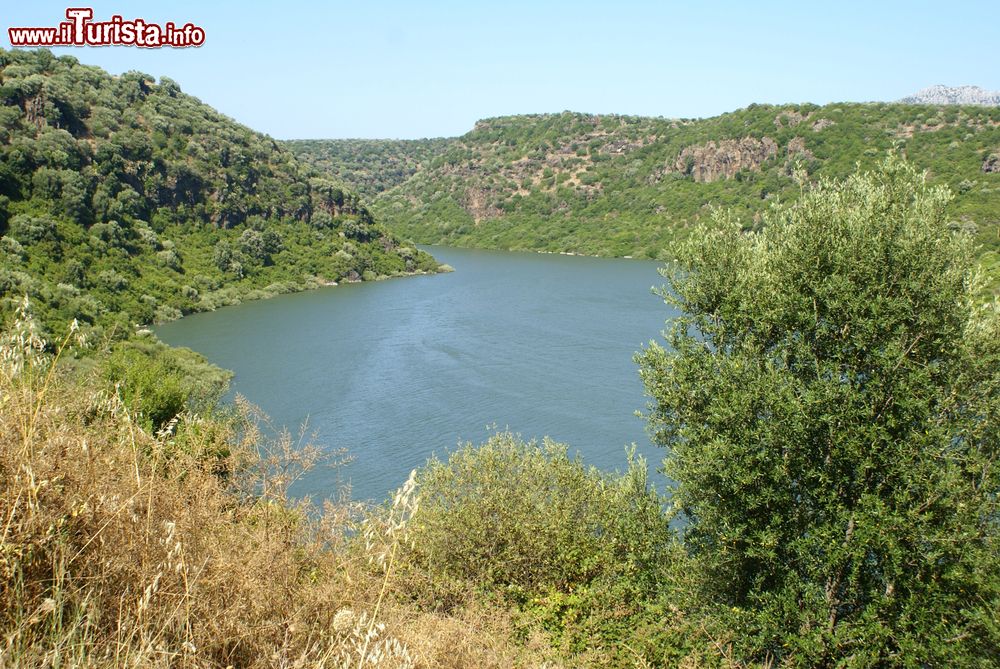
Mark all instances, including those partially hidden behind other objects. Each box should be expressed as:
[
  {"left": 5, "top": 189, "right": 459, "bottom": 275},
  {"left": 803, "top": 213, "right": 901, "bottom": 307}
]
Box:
[{"left": 155, "top": 246, "right": 678, "bottom": 503}]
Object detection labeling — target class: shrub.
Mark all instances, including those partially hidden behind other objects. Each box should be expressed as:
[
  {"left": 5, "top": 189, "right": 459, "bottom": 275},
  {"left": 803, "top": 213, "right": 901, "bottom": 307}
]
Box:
[
  {"left": 396, "top": 433, "right": 703, "bottom": 663},
  {"left": 9, "top": 213, "right": 59, "bottom": 244},
  {"left": 101, "top": 339, "right": 230, "bottom": 431},
  {"left": 404, "top": 433, "right": 669, "bottom": 594}
]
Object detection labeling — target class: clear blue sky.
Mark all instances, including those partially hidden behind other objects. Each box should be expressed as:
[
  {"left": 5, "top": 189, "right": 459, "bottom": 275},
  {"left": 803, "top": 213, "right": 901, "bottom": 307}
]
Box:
[{"left": 3, "top": 1, "right": 998, "bottom": 139}]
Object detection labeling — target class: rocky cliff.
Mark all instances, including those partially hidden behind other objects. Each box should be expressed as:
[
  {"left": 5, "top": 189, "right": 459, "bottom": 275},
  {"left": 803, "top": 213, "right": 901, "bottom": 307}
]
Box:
[
  {"left": 672, "top": 137, "right": 778, "bottom": 182},
  {"left": 900, "top": 85, "right": 1000, "bottom": 107}
]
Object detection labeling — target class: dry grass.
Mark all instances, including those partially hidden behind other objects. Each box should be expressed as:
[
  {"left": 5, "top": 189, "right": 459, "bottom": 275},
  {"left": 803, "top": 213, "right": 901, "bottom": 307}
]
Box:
[
  {"left": 0, "top": 302, "right": 735, "bottom": 668},
  {"left": 0, "top": 304, "right": 549, "bottom": 668}
]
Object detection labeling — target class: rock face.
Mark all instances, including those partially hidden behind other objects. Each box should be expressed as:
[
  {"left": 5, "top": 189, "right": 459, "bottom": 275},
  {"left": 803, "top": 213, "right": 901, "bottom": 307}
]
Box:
[
  {"left": 461, "top": 186, "right": 502, "bottom": 222},
  {"left": 786, "top": 137, "right": 815, "bottom": 162},
  {"left": 774, "top": 111, "right": 805, "bottom": 128},
  {"left": 984, "top": 153, "right": 1000, "bottom": 174},
  {"left": 812, "top": 118, "right": 835, "bottom": 132},
  {"left": 900, "top": 85, "right": 1000, "bottom": 107},
  {"left": 673, "top": 137, "right": 778, "bottom": 182}
]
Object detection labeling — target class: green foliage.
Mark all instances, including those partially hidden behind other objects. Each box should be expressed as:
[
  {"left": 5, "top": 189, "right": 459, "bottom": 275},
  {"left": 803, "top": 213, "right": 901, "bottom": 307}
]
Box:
[
  {"left": 102, "top": 337, "right": 232, "bottom": 431},
  {"left": 636, "top": 158, "right": 1000, "bottom": 666},
  {"left": 290, "top": 108, "right": 1000, "bottom": 289},
  {"left": 407, "top": 432, "right": 670, "bottom": 594},
  {"left": 286, "top": 138, "right": 452, "bottom": 200},
  {"left": 399, "top": 432, "right": 700, "bottom": 663},
  {"left": 0, "top": 48, "right": 442, "bottom": 341}
]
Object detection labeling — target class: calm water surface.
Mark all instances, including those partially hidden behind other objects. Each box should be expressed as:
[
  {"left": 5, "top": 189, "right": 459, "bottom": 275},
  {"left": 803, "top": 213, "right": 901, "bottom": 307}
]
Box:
[{"left": 156, "top": 246, "right": 678, "bottom": 502}]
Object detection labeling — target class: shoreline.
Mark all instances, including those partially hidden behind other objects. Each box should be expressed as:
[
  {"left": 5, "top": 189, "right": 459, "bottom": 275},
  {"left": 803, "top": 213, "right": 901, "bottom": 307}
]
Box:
[
  {"left": 415, "top": 241, "right": 660, "bottom": 262},
  {"left": 145, "top": 264, "right": 451, "bottom": 332}
]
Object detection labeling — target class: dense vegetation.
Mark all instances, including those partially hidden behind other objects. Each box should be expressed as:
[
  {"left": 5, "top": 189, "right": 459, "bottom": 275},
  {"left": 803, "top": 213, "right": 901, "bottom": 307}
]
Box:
[
  {"left": 291, "top": 107, "right": 1000, "bottom": 292},
  {"left": 637, "top": 159, "right": 1000, "bottom": 666},
  {"left": 0, "top": 48, "right": 441, "bottom": 344},
  {"left": 286, "top": 138, "right": 451, "bottom": 200},
  {"left": 398, "top": 436, "right": 699, "bottom": 665}
]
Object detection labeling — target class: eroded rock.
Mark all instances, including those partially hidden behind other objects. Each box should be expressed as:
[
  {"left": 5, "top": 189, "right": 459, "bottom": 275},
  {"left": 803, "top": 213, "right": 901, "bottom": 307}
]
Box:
[{"left": 672, "top": 137, "right": 778, "bottom": 182}]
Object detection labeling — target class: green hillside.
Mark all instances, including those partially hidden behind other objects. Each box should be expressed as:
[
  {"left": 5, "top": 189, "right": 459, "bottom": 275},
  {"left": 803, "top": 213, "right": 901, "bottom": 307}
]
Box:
[
  {"left": 292, "top": 106, "right": 1000, "bottom": 291},
  {"left": 285, "top": 137, "right": 452, "bottom": 200},
  {"left": 0, "top": 48, "right": 441, "bottom": 341}
]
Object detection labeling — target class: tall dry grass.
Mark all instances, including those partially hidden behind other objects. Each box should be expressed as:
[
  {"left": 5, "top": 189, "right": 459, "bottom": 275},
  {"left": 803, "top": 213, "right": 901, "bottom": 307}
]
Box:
[{"left": 0, "top": 302, "right": 550, "bottom": 668}]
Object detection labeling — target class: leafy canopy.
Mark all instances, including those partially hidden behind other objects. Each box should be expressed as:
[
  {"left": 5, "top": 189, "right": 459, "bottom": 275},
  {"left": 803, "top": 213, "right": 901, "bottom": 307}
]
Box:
[{"left": 637, "top": 158, "right": 1000, "bottom": 666}]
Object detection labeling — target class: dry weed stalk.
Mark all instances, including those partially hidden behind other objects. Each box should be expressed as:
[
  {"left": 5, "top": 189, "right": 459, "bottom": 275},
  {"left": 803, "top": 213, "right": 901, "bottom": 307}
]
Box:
[
  {"left": 354, "top": 470, "right": 419, "bottom": 668},
  {"left": 0, "top": 308, "right": 568, "bottom": 668}
]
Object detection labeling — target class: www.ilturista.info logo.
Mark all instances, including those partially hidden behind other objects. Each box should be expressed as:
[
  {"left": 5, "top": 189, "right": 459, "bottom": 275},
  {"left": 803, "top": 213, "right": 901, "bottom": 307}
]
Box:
[{"left": 8, "top": 8, "right": 205, "bottom": 48}]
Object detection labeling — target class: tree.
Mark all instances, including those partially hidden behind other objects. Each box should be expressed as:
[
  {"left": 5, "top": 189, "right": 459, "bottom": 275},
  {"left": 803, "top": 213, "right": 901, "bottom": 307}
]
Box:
[
  {"left": 637, "top": 158, "right": 1000, "bottom": 666},
  {"left": 239, "top": 228, "right": 282, "bottom": 266}
]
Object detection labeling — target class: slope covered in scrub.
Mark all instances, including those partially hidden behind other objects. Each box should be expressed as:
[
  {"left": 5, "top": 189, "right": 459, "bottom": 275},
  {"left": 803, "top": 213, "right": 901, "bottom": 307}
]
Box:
[{"left": 0, "top": 48, "right": 441, "bottom": 341}]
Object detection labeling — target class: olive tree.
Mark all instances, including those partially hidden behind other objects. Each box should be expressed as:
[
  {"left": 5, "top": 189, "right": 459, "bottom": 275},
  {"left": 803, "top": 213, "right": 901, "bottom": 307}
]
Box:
[{"left": 637, "top": 158, "right": 1000, "bottom": 666}]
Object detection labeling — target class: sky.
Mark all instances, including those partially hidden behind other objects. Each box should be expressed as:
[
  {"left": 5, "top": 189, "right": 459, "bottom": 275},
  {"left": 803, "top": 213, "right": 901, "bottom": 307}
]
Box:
[{"left": 3, "top": 1, "right": 999, "bottom": 140}]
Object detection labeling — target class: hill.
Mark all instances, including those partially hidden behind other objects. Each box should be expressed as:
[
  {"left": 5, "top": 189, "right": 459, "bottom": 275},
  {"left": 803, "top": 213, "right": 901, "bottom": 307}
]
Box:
[
  {"left": 291, "top": 105, "right": 1000, "bottom": 291},
  {"left": 285, "top": 137, "right": 452, "bottom": 199},
  {"left": 0, "top": 48, "right": 441, "bottom": 341}
]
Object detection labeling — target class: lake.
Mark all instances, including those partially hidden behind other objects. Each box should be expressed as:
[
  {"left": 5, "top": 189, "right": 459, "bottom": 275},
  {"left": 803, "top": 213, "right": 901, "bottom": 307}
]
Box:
[{"left": 155, "top": 246, "right": 678, "bottom": 503}]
